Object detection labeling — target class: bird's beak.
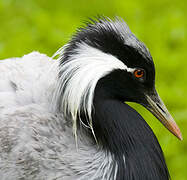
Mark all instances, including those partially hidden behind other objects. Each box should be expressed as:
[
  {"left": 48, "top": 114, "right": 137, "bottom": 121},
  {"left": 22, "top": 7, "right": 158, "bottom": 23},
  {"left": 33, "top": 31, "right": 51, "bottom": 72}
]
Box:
[{"left": 145, "top": 91, "right": 182, "bottom": 140}]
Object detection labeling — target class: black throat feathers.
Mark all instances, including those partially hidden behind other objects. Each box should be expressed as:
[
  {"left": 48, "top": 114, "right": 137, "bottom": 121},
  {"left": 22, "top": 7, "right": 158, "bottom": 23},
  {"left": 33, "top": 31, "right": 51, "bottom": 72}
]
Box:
[{"left": 89, "top": 85, "right": 170, "bottom": 180}]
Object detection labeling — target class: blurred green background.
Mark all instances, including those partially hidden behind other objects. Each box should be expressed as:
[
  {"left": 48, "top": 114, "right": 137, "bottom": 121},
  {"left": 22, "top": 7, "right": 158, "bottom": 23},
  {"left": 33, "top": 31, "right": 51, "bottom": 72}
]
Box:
[{"left": 0, "top": 0, "right": 186, "bottom": 179}]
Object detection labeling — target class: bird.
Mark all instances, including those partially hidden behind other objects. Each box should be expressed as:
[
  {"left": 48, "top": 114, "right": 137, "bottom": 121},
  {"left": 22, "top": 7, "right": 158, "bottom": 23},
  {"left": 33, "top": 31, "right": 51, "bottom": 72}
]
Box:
[{"left": 0, "top": 17, "right": 182, "bottom": 180}]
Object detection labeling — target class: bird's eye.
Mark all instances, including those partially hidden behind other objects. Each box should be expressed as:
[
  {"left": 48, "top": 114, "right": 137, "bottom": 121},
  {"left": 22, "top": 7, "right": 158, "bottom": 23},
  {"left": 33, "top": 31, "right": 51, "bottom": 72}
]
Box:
[{"left": 133, "top": 69, "right": 145, "bottom": 79}]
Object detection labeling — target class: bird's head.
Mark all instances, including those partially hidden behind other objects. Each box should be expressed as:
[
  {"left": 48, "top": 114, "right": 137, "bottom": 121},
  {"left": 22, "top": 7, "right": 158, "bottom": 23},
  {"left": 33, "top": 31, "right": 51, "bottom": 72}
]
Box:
[{"left": 53, "top": 17, "right": 182, "bottom": 141}]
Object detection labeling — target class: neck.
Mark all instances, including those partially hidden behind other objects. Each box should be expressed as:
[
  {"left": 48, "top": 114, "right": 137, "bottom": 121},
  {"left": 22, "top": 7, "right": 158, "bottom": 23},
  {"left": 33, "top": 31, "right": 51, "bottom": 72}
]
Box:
[{"left": 89, "top": 87, "right": 170, "bottom": 180}]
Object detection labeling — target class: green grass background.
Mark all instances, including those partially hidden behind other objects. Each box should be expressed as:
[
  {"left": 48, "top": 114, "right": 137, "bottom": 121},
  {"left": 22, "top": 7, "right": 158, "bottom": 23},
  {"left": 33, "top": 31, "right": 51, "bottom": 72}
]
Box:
[{"left": 0, "top": 0, "right": 187, "bottom": 179}]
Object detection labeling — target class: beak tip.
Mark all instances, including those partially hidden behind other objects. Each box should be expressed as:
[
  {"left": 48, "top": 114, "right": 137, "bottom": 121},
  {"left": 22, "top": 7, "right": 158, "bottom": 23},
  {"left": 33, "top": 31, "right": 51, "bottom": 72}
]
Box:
[
  {"left": 177, "top": 133, "right": 183, "bottom": 141},
  {"left": 169, "top": 120, "right": 183, "bottom": 141}
]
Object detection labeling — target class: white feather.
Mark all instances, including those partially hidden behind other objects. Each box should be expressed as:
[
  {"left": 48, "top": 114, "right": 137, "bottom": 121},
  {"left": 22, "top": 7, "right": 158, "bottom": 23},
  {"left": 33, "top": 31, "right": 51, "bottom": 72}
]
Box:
[{"left": 51, "top": 43, "right": 134, "bottom": 139}]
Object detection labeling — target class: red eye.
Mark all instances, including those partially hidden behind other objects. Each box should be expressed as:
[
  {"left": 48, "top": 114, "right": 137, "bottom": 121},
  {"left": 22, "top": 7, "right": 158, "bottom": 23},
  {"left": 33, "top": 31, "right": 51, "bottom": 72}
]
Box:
[{"left": 134, "top": 69, "right": 144, "bottom": 78}]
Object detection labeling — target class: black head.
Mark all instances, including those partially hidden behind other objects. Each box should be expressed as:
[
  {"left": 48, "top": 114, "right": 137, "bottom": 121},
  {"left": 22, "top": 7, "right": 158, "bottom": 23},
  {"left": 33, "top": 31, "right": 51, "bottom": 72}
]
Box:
[
  {"left": 62, "top": 17, "right": 156, "bottom": 106},
  {"left": 57, "top": 16, "right": 181, "bottom": 141}
]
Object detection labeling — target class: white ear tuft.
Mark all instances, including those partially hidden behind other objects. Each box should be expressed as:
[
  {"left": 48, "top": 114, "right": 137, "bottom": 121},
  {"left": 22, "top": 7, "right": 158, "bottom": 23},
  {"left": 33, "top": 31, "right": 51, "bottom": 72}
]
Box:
[{"left": 51, "top": 43, "right": 133, "bottom": 139}]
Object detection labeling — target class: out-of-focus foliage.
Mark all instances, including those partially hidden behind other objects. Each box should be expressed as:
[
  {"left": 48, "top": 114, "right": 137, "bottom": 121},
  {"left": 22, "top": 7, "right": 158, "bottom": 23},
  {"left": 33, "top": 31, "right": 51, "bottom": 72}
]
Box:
[{"left": 0, "top": 0, "right": 186, "bottom": 179}]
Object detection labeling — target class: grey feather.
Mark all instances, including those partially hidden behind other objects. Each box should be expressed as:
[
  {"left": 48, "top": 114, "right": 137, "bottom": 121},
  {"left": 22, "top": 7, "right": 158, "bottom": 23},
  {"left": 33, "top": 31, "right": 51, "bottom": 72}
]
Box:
[{"left": 0, "top": 52, "right": 115, "bottom": 180}]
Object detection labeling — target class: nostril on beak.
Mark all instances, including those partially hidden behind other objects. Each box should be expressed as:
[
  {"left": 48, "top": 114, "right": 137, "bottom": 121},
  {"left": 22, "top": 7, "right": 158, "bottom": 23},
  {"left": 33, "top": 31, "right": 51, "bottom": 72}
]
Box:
[{"left": 156, "top": 103, "right": 166, "bottom": 114}]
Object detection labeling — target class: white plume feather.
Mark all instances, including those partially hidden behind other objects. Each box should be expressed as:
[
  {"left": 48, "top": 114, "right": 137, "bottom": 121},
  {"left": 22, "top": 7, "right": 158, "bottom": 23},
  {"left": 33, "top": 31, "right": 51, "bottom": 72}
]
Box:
[{"left": 52, "top": 43, "right": 134, "bottom": 140}]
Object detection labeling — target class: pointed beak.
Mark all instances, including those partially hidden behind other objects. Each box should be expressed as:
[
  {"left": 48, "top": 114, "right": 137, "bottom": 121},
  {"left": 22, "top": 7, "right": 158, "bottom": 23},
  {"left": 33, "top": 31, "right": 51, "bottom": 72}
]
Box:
[{"left": 145, "top": 91, "right": 182, "bottom": 140}]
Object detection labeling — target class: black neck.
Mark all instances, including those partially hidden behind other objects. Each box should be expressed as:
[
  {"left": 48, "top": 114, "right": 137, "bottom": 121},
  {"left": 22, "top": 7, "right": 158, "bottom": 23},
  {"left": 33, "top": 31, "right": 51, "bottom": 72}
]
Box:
[{"left": 90, "top": 87, "right": 170, "bottom": 180}]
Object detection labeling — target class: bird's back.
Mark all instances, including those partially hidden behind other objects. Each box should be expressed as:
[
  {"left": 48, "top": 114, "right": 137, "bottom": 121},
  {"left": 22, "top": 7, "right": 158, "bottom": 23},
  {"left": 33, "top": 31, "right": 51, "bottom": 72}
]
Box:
[
  {"left": 0, "top": 52, "right": 112, "bottom": 180},
  {"left": 0, "top": 52, "right": 56, "bottom": 110}
]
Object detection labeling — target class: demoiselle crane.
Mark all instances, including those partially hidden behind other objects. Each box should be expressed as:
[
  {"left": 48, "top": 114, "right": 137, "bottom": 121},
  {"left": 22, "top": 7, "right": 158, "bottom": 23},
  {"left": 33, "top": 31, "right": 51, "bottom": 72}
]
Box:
[{"left": 0, "top": 17, "right": 182, "bottom": 179}]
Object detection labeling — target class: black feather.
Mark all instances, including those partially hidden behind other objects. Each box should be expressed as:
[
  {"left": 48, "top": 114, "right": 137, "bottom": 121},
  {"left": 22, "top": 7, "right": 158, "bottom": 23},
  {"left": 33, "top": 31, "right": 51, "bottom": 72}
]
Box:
[{"left": 91, "top": 83, "right": 170, "bottom": 180}]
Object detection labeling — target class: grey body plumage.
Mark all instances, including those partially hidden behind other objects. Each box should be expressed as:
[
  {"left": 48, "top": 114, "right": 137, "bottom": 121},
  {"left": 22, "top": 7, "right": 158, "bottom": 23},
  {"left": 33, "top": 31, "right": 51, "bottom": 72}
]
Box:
[{"left": 0, "top": 53, "right": 115, "bottom": 180}]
